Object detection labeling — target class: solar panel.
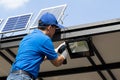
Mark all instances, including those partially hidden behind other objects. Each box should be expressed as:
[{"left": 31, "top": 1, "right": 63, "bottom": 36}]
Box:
[
  {"left": 30, "top": 4, "right": 67, "bottom": 28},
  {"left": 0, "top": 19, "right": 3, "bottom": 25},
  {"left": 1, "top": 13, "right": 32, "bottom": 33}
]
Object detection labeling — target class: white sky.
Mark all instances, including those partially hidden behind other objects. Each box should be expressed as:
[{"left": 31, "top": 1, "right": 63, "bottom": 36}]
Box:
[
  {"left": 0, "top": 0, "right": 120, "bottom": 27},
  {"left": 0, "top": 0, "right": 29, "bottom": 9}
]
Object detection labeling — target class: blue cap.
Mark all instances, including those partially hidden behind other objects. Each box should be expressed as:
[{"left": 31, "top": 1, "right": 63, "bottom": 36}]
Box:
[{"left": 39, "top": 12, "right": 64, "bottom": 28}]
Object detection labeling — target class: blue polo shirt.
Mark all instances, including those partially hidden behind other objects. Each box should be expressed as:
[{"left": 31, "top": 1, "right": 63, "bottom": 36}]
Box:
[{"left": 11, "top": 29, "right": 58, "bottom": 79}]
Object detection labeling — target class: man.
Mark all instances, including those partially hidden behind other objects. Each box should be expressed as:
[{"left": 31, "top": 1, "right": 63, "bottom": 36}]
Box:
[{"left": 7, "top": 12, "right": 67, "bottom": 80}]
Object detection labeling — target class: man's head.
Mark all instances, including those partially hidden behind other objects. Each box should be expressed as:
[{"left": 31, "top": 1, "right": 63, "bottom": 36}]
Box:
[
  {"left": 38, "top": 12, "right": 64, "bottom": 29},
  {"left": 38, "top": 12, "right": 64, "bottom": 38}
]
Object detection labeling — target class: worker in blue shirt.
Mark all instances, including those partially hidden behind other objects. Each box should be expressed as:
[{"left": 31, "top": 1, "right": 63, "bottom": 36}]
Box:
[{"left": 7, "top": 12, "right": 68, "bottom": 80}]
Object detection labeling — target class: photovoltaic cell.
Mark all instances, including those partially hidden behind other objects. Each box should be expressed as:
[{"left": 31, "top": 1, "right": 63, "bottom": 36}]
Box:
[
  {"left": 31, "top": 4, "right": 67, "bottom": 28},
  {"left": 1, "top": 13, "right": 32, "bottom": 33}
]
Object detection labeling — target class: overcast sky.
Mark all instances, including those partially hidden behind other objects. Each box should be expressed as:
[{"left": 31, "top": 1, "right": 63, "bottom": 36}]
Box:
[{"left": 1, "top": 0, "right": 120, "bottom": 28}]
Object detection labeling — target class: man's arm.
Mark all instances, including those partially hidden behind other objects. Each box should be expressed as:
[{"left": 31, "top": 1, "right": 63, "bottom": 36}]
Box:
[
  {"left": 50, "top": 42, "right": 68, "bottom": 67},
  {"left": 50, "top": 55, "right": 65, "bottom": 67}
]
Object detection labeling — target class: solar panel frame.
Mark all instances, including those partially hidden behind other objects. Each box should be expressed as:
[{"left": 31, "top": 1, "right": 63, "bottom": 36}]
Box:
[
  {"left": 0, "top": 13, "right": 33, "bottom": 33},
  {"left": 30, "top": 4, "right": 67, "bottom": 29}
]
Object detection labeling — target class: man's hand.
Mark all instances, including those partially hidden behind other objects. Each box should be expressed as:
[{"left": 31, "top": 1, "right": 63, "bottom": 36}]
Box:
[
  {"left": 55, "top": 42, "right": 68, "bottom": 64},
  {"left": 60, "top": 50, "right": 67, "bottom": 64}
]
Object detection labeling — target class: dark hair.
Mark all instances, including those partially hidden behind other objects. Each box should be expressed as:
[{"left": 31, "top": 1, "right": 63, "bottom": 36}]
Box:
[
  {"left": 38, "top": 20, "right": 58, "bottom": 30},
  {"left": 38, "top": 20, "right": 48, "bottom": 30},
  {"left": 38, "top": 26, "right": 48, "bottom": 30}
]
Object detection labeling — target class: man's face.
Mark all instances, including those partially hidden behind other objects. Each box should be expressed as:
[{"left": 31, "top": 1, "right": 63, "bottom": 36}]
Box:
[{"left": 47, "top": 25, "right": 56, "bottom": 38}]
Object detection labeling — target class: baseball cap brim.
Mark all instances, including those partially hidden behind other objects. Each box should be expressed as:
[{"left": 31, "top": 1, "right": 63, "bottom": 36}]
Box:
[{"left": 56, "top": 24, "right": 65, "bottom": 28}]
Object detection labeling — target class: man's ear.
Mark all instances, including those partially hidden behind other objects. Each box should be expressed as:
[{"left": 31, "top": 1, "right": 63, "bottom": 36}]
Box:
[
  {"left": 46, "top": 25, "right": 51, "bottom": 33},
  {"left": 47, "top": 25, "right": 52, "bottom": 30}
]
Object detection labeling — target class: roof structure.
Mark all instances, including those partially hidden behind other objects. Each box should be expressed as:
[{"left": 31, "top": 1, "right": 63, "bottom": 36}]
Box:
[{"left": 0, "top": 17, "right": 120, "bottom": 80}]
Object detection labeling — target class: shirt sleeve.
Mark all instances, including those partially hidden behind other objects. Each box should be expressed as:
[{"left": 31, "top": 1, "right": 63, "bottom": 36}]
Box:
[{"left": 41, "top": 39, "right": 58, "bottom": 60}]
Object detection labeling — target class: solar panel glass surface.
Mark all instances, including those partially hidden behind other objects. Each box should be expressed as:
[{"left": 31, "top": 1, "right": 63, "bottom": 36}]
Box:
[
  {"left": 31, "top": 4, "right": 67, "bottom": 28},
  {"left": 0, "top": 19, "right": 3, "bottom": 25},
  {"left": 1, "top": 14, "right": 32, "bottom": 33}
]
